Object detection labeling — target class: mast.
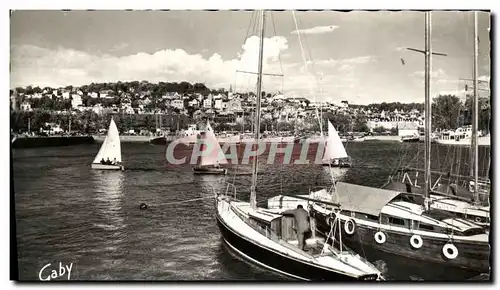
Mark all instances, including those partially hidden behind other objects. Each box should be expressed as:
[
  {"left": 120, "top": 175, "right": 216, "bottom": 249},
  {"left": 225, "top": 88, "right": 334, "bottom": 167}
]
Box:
[
  {"left": 250, "top": 10, "right": 265, "bottom": 209},
  {"left": 423, "top": 12, "right": 432, "bottom": 210},
  {"left": 472, "top": 11, "right": 479, "bottom": 201}
]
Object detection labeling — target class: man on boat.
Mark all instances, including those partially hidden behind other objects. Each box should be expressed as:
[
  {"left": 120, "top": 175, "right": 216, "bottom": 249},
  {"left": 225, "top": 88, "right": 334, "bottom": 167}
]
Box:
[
  {"left": 106, "top": 157, "right": 111, "bottom": 165},
  {"left": 112, "top": 158, "right": 117, "bottom": 165},
  {"left": 100, "top": 158, "right": 105, "bottom": 164},
  {"left": 281, "top": 205, "right": 311, "bottom": 251}
]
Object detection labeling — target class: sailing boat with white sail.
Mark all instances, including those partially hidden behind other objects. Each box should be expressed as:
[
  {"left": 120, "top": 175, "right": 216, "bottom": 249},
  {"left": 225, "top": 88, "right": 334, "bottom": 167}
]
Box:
[
  {"left": 193, "top": 121, "right": 228, "bottom": 175},
  {"left": 214, "top": 10, "right": 383, "bottom": 281},
  {"left": 305, "top": 12, "right": 490, "bottom": 275},
  {"left": 92, "top": 118, "right": 124, "bottom": 171},
  {"left": 322, "top": 121, "right": 352, "bottom": 168}
]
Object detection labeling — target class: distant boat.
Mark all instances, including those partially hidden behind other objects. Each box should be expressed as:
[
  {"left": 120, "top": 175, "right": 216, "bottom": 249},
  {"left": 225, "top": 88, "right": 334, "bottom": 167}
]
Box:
[
  {"left": 91, "top": 118, "right": 124, "bottom": 171},
  {"left": 400, "top": 134, "right": 420, "bottom": 143},
  {"left": 322, "top": 121, "right": 352, "bottom": 168},
  {"left": 192, "top": 121, "right": 228, "bottom": 175}
]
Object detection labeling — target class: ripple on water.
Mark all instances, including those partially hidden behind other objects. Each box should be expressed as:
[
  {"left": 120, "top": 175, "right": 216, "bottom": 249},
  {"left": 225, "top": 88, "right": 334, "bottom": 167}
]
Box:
[{"left": 13, "top": 142, "right": 490, "bottom": 280}]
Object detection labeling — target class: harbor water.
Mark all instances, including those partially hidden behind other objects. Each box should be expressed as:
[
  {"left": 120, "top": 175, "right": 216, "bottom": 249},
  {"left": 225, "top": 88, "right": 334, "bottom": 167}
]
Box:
[{"left": 12, "top": 141, "right": 491, "bottom": 281}]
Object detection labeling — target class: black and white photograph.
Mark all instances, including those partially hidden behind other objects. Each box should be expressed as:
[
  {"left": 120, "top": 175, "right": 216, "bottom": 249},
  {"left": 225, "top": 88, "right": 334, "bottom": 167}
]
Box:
[{"left": 9, "top": 4, "right": 492, "bottom": 283}]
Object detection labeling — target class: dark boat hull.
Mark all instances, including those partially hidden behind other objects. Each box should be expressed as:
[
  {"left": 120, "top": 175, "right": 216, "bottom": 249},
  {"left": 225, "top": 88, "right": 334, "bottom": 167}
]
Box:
[
  {"left": 193, "top": 167, "right": 227, "bottom": 175},
  {"left": 149, "top": 136, "right": 167, "bottom": 145},
  {"left": 322, "top": 163, "right": 351, "bottom": 168},
  {"left": 215, "top": 204, "right": 378, "bottom": 281},
  {"left": 310, "top": 208, "right": 490, "bottom": 275}
]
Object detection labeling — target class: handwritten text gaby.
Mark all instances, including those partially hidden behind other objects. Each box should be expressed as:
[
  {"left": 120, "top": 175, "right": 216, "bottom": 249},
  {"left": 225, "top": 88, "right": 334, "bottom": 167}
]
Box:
[{"left": 39, "top": 262, "right": 73, "bottom": 281}]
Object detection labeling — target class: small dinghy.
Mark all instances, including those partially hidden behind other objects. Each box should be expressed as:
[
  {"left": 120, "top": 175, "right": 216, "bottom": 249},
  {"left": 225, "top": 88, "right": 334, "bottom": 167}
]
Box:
[
  {"left": 91, "top": 118, "right": 124, "bottom": 171},
  {"left": 193, "top": 121, "right": 227, "bottom": 175},
  {"left": 322, "top": 121, "right": 352, "bottom": 168}
]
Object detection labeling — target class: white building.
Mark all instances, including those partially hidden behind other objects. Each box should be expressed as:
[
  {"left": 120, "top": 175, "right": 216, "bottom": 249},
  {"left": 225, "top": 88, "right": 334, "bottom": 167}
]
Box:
[
  {"left": 71, "top": 95, "right": 82, "bottom": 108},
  {"left": 203, "top": 99, "right": 212, "bottom": 109},
  {"left": 171, "top": 100, "right": 185, "bottom": 110},
  {"left": 20, "top": 102, "right": 32, "bottom": 111},
  {"left": 214, "top": 99, "right": 223, "bottom": 110},
  {"left": 397, "top": 122, "right": 419, "bottom": 137}
]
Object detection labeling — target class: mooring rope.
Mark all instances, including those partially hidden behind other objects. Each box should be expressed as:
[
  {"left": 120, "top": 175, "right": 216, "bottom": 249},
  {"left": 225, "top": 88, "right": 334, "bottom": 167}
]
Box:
[{"left": 152, "top": 196, "right": 214, "bottom": 207}]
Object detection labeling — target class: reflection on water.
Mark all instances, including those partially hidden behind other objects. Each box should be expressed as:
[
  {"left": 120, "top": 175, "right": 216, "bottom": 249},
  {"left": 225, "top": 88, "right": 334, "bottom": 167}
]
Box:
[
  {"left": 92, "top": 171, "right": 126, "bottom": 252},
  {"left": 322, "top": 166, "right": 349, "bottom": 183}
]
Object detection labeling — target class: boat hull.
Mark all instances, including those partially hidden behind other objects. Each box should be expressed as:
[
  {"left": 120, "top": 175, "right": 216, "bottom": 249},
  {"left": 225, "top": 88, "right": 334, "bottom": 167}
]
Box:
[
  {"left": 310, "top": 208, "right": 490, "bottom": 274},
  {"left": 193, "top": 167, "right": 227, "bottom": 175},
  {"left": 91, "top": 163, "right": 124, "bottom": 171},
  {"left": 322, "top": 162, "right": 351, "bottom": 168},
  {"left": 435, "top": 136, "right": 490, "bottom": 146},
  {"left": 215, "top": 200, "right": 378, "bottom": 281}
]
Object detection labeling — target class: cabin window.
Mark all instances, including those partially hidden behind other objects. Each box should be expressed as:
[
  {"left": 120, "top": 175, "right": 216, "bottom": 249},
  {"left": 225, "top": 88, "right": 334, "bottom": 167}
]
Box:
[
  {"left": 419, "top": 223, "right": 434, "bottom": 231},
  {"left": 412, "top": 220, "right": 419, "bottom": 230},
  {"left": 354, "top": 212, "right": 379, "bottom": 222},
  {"left": 388, "top": 216, "right": 408, "bottom": 228}
]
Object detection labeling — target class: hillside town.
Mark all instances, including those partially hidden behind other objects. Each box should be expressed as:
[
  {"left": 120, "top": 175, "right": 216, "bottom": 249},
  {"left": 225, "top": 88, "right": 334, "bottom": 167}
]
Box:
[{"left": 9, "top": 81, "right": 490, "bottom": 137}]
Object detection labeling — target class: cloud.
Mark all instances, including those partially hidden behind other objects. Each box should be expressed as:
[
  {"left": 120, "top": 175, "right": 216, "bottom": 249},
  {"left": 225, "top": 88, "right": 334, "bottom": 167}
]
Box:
[
  {"left": 318, "top": 55, "right": 375, "bottom": 67},
  {"left": 10, "top": 35, "right": 290, "bottom": 91},
  {"left": 109, "top": 43, "right": 129, "bottom": 52},
  {"left": 291, "top": 25, "right": 338, "bottom": 35},
  {"left": 410, "top": 68, "right": 447, "bottom": 79},
  {"left": 11, "top": 35, "right": 379, "bottom": 103}
]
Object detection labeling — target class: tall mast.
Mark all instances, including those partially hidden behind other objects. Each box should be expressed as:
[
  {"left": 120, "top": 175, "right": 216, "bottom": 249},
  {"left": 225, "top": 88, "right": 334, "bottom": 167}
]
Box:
[
  {"left": 423, "top": 12, "right": 432, "bottom": 210},
  {"left": 472, "top": 11, "right": 479, "bottom": 201},
  {"left": 250, "top": 10, "right": 265, "bottom": 209}
]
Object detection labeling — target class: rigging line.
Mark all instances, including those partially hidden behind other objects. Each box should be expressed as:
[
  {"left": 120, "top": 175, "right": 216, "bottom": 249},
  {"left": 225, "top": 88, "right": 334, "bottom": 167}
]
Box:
[
  {"left": 299, "top": 17, "right": 321, "bottom": 91},
  {"left": 291, "top": 11, "right": 336, "bottom": 184},
  {"left": 154, "top": 196, "right": 214, "bottom": 207},
  {"left": 271, "top": 12, "right": 285, "bottom": 94}
]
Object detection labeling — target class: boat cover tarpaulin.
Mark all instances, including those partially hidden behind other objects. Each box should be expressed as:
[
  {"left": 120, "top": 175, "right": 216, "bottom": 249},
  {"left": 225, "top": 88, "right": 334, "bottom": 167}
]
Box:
[{"left": 315, "top": 182, "right": 402, "bottom": 217}]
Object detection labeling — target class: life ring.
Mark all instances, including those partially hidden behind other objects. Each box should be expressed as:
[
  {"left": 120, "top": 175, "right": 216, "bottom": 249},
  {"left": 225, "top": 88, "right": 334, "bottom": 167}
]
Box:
[
  {"left": 475, "top": 216, "right": 482, "bottom": 223},
  {"left": 442, "top": 243, "right": 459, "bottom": 260},
  {"left": 374, "top": 231, "right": 386, "bottom": 244},
  {"left": 410, "top": 235, "right": 423, "bottom": 249},
  {"left": 344, "top": 219, "right": 356, "bottom": 235}
]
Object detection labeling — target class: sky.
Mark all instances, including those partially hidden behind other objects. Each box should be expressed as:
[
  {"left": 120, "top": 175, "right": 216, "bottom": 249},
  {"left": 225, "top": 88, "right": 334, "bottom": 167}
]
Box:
[{"left": 10, "top": 10, "right": 491, "bottom": 105}]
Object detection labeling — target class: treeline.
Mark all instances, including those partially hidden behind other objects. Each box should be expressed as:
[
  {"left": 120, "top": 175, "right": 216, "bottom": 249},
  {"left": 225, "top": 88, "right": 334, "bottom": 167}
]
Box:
[
  {"left": 10, "top": 111, "right": 193, "bottom": 134},
  {"left": 12, "top": 81, "right": 233, "bottom": 98},
  {"left": 10, "top": 109, "right": 373, "bottom": 135},
  {"left": 432, "top": 94, "right": 490, "bottom": 132}
]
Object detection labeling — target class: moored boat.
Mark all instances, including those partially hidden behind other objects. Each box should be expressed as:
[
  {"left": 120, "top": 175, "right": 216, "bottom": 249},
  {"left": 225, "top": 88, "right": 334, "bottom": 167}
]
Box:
[
  {"left": 305, "top": 182, "right": 490, "bottom": 273},
  {"left": 214, "top": 10, "right": 384, "bottom": 281}
]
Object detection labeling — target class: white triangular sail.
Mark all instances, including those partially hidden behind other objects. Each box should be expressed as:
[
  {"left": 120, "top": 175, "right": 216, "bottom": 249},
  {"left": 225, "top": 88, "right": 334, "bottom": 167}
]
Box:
[
  {"left": 93, "top": 119, "right": 122, "bottom": 164},
  {"left": 323, "top": 120, "right": 349, "bottom": 160},
  {"left": 197, "top": 121, "right": 228, "bottom": 166}
]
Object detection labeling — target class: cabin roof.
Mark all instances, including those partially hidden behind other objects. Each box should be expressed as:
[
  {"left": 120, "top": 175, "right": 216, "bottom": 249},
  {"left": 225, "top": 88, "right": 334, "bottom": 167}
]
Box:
[{"left": 334, "top": 182, "right": 402, "bottom": 216}]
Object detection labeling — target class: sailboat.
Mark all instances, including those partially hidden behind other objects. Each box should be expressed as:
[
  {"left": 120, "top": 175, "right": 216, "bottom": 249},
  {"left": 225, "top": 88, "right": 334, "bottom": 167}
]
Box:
[
  {"left": 322, "top": 121, "right": 352, "bottom": 168},
  {"left": 192, "top": 121, "right": 228, "bottom": 175},
  {"left": 214, "top": 10, "right": 383, "bottom": 281},
  {"left": 381, "top": 11, "right": 490, "bottom": 228},
  {"left": 91, "top": 118, "right": 124, "bottom": 171},
  {"left": 304, "top": 12, "right": 490, "bottom": 275}
]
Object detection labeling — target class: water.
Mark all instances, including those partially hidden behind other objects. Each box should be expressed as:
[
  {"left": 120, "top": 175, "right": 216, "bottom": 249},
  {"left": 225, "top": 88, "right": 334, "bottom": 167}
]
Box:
[{"left": 12, "top": 141, "right": 491, "bottom": 281}]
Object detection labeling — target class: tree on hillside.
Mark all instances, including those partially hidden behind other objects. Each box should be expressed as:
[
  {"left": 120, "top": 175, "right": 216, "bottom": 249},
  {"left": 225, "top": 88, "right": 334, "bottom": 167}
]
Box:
[{"left": 431, "top": 94, "right": 463, "bottom": 130}]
